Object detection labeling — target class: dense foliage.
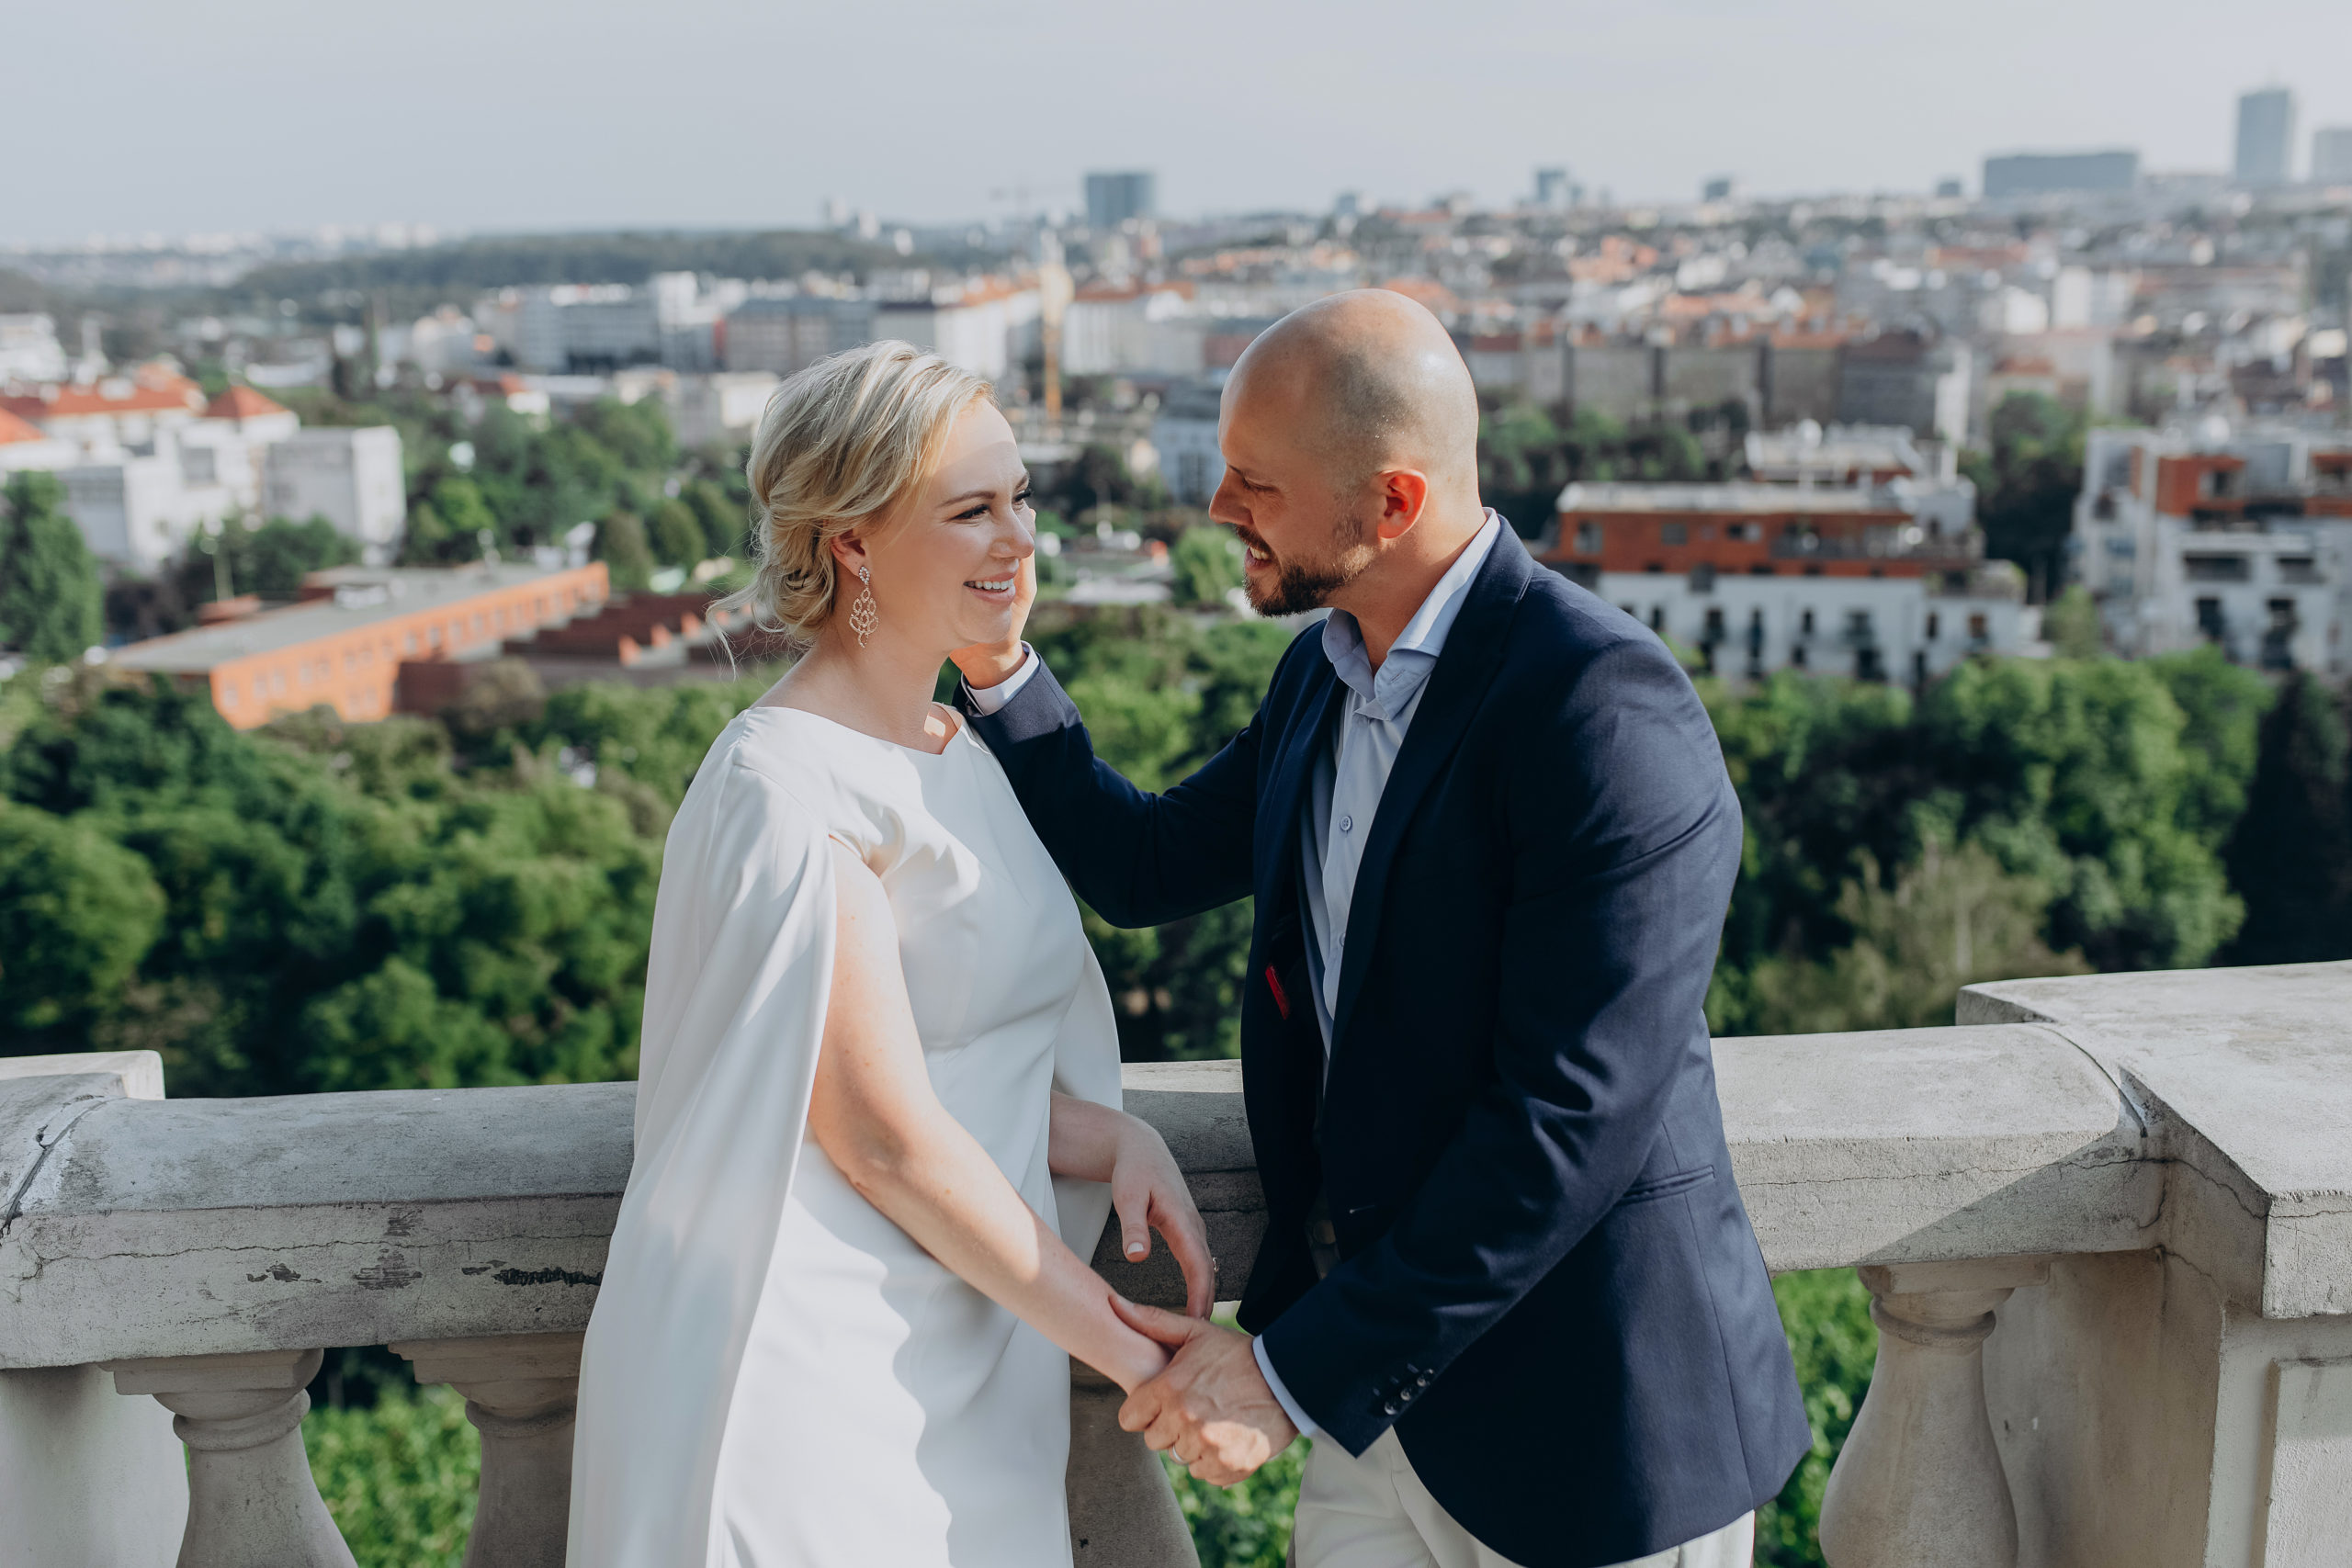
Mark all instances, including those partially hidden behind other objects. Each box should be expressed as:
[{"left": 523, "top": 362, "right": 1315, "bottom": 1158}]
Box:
[
  {"left": 303, "top": 1386, "right": 479, "bottom": 1568},
  {"left": 1960, "top": 392, "right": 2088, "bottom": 600},
  {"left": 1755, "top": 1270, "right": 1879, "bottom": 1567},
  {"left": 1705, "top": 648, "right": 2270, "bottom": 1034},
  {"left": 1, "top": 471, "right": 107, "bottom": 663}
]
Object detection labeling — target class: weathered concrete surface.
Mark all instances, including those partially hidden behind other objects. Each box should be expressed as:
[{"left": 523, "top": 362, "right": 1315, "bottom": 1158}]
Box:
[
  {"left": 1715, "top": 1024, "right": 2157, "bottom": 1272},
  {"left": 1089, "top": 1061, "right": 1265, "bottom": 1309},
  {"left": 2, "top": 1083, "right": 634, "bottom": 1368},
  {"left": 5, "top": 1032, "right": 2184, "bottom": 1369},
  {"left": 0, "top": 1054, "right": 187, "bottom": 1568},
  {"left": 1964, "top": 962, "right": 2352, "bottom": 1318}
]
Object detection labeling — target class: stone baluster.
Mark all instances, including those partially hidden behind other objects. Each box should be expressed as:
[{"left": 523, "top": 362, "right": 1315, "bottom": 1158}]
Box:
[
  {"left": 1067, "top": 1359, "right": 1201, "bottom": 1567},
  {"left": 103, "top": 1347, "right": 356, "bottom": 1568},
  {"left": 1819, "top": 1257, "right": 2048, "bottom": 1568},
  {"left": 390, "top": 1331, "right": 583, "bottom": 1568}
]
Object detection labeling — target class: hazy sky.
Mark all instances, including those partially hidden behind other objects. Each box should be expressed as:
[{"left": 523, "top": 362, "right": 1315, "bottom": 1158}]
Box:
[{"left": 13, "top": 0, "right": 2352, "bottom": 245}]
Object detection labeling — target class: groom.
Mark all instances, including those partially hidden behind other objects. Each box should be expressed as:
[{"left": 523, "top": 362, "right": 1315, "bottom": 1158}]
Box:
[{"left": 954, "top": 291, "right": 1806, "bottom": 1568}]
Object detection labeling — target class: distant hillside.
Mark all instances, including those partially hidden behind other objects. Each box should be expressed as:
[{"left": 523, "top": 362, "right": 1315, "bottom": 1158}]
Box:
[
  {"left": 0, "top": 266, "right": 65, "bottom": 315},
  {"left": 230, "top": 229, "right": 966, "bottom": 316}
]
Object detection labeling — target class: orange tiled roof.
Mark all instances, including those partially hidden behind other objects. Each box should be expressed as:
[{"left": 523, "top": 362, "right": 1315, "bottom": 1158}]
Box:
[
  {"left": 0, "top": 408, "right": 47, "bottom": 444},
  {"left": 204, "top": 385, "right": 290, "bottom": 421},
  {"left": 0, "top": 367, "right": 205, "bottom": 423}
]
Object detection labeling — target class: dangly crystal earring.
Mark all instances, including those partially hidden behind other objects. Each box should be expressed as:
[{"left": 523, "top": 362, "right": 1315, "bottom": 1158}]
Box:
[{"left": 849, "top": 564, "right": 880, "bottom": 648}]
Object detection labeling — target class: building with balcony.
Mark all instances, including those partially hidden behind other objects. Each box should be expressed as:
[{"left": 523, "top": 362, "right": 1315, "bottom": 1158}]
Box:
[
  {"left": 7, "top": 961, "right": 2352, "bottom": 1565},
  {"left": 1542, "top": 478, "right": 2023, "bottom": 684},
  {"left": 109, "top": 561, "right": 609, "bottom": 728},
  {"left": 2074, "top": 423, "right": 2352, "bottom": 671}
]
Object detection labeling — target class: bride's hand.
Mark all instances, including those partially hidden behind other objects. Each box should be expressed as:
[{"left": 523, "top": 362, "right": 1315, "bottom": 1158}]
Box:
[
  {"left": 948, "top": 555, "right": 1035, "bottom": 691},
  {"left": 1109, "top": 1113, "right": 1218, "bottom": 1319}
]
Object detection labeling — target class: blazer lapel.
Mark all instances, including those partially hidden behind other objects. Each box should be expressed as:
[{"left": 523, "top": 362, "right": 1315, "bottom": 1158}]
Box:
[{"left": 1329, "top": 532, "right": 1535, "bottom": 1045}]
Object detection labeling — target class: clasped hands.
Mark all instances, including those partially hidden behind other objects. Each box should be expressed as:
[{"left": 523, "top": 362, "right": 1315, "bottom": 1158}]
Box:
[
  {"left": 1112, "top": 1299, "right": 1299, "bottom": 1485},
  {"left": 1096, "top": 1117, "right": 1298, "bottom": 1485}
]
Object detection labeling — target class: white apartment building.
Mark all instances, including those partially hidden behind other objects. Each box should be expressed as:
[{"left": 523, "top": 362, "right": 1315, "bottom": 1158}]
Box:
[
  {"left": 58, "top": 446, "right": 242, "bottom": 574},
  {"left": 0, "top": 409, "right": 80, "bottom": 474},
  {"left": 666, "top": 372, "right": 781, "bottom": 447},
  {"left": 0, "top": 314, "right": 70, "bottom": 383},
  {"left": 2075, "top": 423, "right": 2352, "bottom": 671},
  {"left": 1, "top": 374, "right": 385, "bottom": 574},
  {"left": 875, "top": 279, "right": 1041, "bottom": 382},
  {"left": 1062, "top": 284, "right": 1207, "bottom": 377},
  {"left": 263, "top": 428, "right": 408, "bottom": 562},
  {"left": 489, "top": 275, "right": 725, "bottom": 374},
  {"left": 1544, "top": 479, "right": 2028, "bottom": 687}
]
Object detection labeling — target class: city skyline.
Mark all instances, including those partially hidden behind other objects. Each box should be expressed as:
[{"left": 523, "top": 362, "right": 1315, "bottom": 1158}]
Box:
[{"left": 11, "top": 0, "right": 2352, "bottom": 248}]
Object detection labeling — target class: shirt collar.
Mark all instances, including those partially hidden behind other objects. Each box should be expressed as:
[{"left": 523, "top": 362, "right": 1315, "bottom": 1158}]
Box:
[{"left": 1320, "top": 510, "right": 1505, "bottom": 720}]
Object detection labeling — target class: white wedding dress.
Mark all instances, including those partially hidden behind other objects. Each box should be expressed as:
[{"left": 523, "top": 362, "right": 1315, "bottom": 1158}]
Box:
[{"left": 568, "top": 704, "right": 1121, "bottom": 1567}]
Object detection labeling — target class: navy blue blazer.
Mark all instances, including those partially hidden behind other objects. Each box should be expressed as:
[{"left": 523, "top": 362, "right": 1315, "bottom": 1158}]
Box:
[{"left": 963, "top": 530, "right": 1808, "bottom": 1568}]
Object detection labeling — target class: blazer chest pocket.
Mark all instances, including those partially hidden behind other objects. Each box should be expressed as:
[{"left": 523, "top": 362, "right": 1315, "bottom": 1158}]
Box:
[{"left": 1616, "top": 1164, "right": 1714, "bottom": 1205}]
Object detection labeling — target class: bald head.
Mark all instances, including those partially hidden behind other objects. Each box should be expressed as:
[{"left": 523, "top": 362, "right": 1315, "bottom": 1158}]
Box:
[{"left": 1228, "top": 289, "right": 1480, "bottom": 495}]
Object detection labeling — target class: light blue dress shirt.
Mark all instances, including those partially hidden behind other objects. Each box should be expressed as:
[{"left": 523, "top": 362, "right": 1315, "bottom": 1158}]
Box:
[{"left": 967, "top": 512, "right": 1508, "bottom": 1443}]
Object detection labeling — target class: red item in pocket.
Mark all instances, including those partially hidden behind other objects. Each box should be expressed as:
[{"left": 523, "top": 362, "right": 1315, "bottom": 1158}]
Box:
[{"left": 1264, "top": 964, "right": 1292, "bottom": 1021}]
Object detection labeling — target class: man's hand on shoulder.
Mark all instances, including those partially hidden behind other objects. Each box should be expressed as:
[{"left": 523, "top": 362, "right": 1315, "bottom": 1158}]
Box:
[{"left": 1112, "top": 1299, "right": 1298, "bottom": 1485}]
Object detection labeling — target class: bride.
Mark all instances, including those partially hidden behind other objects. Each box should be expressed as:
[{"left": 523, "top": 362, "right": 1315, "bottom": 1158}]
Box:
[{"left": 568, "top": 341, "right": 1215, "bottom": 1566}]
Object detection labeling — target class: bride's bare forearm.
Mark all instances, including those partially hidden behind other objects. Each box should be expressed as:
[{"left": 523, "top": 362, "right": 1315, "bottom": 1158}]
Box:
[
  {"left": 1047, "top": 1090, "right": 1130, "bottom": 1182},
  {"left": 833, "top": 1119, "right": 1165, "bottom": 1388},
  {"left": 813, "top": 843, "right": 1167, "bottom": 1389}
]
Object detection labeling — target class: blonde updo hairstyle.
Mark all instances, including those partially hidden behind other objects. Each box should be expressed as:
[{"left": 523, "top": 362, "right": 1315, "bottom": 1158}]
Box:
[{"left": 725, "top": 340, "right": 995, "bottom": 644}]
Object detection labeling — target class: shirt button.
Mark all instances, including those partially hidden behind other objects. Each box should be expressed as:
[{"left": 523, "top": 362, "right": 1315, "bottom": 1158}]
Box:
[{"left": 1339, "top": 815, "right": 1353, "bottom": 833}]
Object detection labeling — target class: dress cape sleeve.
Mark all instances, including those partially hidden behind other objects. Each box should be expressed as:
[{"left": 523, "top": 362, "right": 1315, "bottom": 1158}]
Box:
[{"left": 570, "top": 757, "right": 837, "bottom": 1567}]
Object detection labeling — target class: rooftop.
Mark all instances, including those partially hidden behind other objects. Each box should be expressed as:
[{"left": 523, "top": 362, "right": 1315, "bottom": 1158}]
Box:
[
  {"left": 111, "top": 561, "right": 596, "bottom": 673},
  {"left": 0, "top": 362, "right": 206, "bottom": 419},
  {"left": 1557, "top": 481, "right": 1904, "bottom": 514},
  {"left": 1744, "top": 422, "right": 1930, "bottom": 479},
  {"left": 201, "top": 385, "right": 290, "bottom": 422}
]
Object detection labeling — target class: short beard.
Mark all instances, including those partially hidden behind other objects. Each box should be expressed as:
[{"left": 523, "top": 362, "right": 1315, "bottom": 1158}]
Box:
[{"left": 1241, "top": 513, "right": 1374, "bottom": 617}]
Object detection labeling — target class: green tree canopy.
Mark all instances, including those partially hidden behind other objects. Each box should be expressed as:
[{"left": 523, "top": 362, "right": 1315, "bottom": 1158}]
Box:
[
  {"left": 2222, "top": 671, "right": 2350, "bottom": 964},
  {"left": 0, "top": 471, "right": 105, "bottom": 664},
  {"left": 1961, "top": 391, "right": 2086, "bottom": 598},
  {"left": 0, "top": 800, "right": 165, "bottom": 1034},
  {"left": 650, "top": 498, "right": 707, "bottom": 569},
  {"left": 1169, "top": 526, "right": 1244, "bottom": 608},
  {"left": 596, "top": 511, "right": 655, "bottom": 591},
  {"left": 684, "top": 479, "right": 747, "bottom": 562}
]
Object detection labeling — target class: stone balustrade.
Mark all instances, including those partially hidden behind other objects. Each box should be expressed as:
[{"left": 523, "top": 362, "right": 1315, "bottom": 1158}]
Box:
[{"left": 6, "top": 962, "right": 2352, "bottom": 1567}]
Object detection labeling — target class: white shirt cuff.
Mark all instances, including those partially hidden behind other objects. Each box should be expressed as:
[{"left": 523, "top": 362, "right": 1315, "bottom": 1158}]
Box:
[
  {"left": 959, "top": 645, "right": 1038, "bottom": 715},
  {"left": 1252, "top": 1335, "right": 1323, "bottom": 1441}
]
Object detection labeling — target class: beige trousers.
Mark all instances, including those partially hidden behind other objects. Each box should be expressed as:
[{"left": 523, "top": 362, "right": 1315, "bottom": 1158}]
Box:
[{"left": 1288, "top": 1428, "right": 1755, "bottom": 1568}]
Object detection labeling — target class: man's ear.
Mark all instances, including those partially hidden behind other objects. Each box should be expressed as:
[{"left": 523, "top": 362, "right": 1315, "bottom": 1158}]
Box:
[{"left": 1374, "top": 469, "right": 1432, "bottom": 541}]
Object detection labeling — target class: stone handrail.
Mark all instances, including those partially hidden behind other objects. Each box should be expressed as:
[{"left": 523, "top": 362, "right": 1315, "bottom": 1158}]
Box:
[{"left": 6, "top": 962, "right": 2352, "bottom": 1566}]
